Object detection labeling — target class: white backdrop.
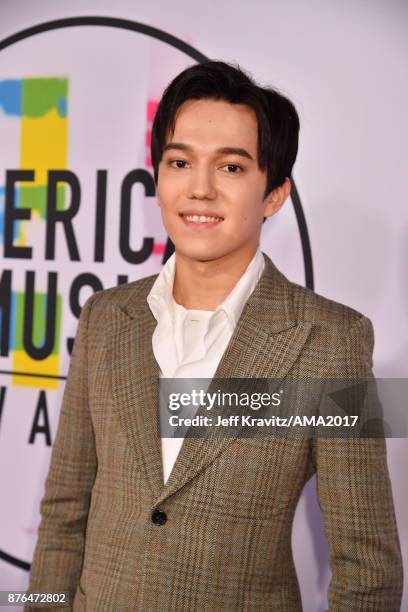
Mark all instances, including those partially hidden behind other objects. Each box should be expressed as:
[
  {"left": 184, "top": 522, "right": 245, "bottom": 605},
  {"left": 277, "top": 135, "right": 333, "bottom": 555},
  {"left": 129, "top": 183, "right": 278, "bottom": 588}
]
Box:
[{"left": 0, "top": 1, "right": 407, "bottom": 610}]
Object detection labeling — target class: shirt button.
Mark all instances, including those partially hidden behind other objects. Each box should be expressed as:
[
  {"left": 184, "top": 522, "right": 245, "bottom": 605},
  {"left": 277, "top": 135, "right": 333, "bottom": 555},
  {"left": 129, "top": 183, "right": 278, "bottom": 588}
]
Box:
[{"left": 151, "top": 508, "right": 167, "bottom": 525}]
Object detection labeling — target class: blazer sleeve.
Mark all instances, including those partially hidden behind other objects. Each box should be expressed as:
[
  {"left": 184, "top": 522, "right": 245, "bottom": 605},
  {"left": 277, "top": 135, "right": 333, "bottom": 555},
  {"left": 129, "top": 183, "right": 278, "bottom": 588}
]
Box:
[
  {"left": 25, "top": 293, "right": 100, "bottom": 610},
  {"left": 311, "top": 315, "right": 403, "bottom": 611}
]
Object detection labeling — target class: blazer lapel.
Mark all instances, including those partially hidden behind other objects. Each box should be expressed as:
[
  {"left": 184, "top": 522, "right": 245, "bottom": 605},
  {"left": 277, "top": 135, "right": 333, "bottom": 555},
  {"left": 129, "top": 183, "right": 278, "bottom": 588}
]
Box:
[
  {"left": 156, "top": 255, "right": 313, "bottom": 504},
  {"left": 111, "top": 277, "right": 165, "bottom": 499}
]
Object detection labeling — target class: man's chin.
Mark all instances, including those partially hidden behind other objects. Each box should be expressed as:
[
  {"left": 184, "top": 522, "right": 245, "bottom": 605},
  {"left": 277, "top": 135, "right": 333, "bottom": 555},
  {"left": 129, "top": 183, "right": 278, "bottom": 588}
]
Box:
[{"left": 173, "top": 247, "right": 225, "bottom": 263}]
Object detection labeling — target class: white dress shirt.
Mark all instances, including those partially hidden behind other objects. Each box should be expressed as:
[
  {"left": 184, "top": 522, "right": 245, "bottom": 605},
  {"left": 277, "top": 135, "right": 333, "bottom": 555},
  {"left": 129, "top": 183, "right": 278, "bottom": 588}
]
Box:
[{"left": 146, "top": 248, "right": 265, "bottom": 483}]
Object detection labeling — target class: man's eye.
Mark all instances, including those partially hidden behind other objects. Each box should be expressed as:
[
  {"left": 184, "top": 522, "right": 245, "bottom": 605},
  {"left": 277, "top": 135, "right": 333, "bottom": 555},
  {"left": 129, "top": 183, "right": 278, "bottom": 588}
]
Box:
[
  {"left": 222, "top": 164, "right": 242, "bottom": 173},
  {"left": 169, "top": 159, "right": 189, "bottom": 169}
]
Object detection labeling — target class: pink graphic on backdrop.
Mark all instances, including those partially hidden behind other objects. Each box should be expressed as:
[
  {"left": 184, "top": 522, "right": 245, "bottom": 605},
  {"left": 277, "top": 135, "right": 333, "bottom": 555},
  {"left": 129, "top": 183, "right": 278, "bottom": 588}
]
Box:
[
  {"left": 146, "top": 99, "right": 166, "bottom": 256},
  {"left": 145, "top": 99, "right": 159, "bottom": 168}
]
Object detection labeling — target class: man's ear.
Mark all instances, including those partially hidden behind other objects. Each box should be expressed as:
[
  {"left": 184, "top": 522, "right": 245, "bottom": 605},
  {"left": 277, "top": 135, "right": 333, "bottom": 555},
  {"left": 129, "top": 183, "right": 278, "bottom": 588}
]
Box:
[{"left": 263, "top": 177, "right": 291, "bottom": 219}]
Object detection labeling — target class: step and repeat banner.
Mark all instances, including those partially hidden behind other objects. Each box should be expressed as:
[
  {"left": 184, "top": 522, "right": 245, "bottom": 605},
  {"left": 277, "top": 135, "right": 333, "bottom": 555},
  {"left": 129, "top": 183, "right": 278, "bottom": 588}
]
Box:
[{"left": 0, "top": 5, "right": 406, "bottom": 611}]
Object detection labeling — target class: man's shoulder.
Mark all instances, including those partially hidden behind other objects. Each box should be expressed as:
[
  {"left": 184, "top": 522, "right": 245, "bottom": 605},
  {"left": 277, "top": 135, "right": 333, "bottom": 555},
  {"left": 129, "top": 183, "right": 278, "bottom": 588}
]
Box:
[
  {"left": 83, "top": 273, "right": 158, "bottom": 319},
  {"left": 280, "top": 276, "right": 375, "bottom": 369},
  {"left": 261, "top": 254, "right": 370, "bottom": 337},
  {"left": 284, "top": 274, "right": 369, "bottom": 334}
]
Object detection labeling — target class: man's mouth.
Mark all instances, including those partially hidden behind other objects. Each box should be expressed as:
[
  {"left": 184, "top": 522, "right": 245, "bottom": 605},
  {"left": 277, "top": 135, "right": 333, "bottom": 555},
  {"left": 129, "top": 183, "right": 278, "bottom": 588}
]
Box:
[{"left": 179, "top": 212, "right": 224, "bottom": 226}]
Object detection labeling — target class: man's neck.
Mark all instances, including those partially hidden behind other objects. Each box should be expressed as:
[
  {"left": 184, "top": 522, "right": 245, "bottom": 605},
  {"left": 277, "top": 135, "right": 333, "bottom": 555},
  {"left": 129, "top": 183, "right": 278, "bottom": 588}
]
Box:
[{"left": 172, "top": 245, "right": 259, "bottom": 310}]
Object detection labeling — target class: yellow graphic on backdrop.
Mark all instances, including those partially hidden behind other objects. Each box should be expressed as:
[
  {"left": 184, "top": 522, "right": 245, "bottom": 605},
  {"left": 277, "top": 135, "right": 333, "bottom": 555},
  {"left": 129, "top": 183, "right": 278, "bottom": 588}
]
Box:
[{"left": 12, "top": 78, "right": 68, "bottom": 389}]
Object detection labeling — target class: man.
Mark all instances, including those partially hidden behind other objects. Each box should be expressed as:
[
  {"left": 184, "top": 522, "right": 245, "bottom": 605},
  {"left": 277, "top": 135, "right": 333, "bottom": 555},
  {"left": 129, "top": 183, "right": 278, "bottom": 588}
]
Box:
[{"left": 27, "top": 61, "right": 403, "bottom": 611}]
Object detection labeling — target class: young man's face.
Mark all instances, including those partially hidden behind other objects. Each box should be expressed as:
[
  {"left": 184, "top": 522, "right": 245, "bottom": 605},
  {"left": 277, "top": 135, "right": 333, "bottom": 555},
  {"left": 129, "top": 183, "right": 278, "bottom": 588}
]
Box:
[{"left": 156, "top": 98, "right": 288, "bottom": 266}]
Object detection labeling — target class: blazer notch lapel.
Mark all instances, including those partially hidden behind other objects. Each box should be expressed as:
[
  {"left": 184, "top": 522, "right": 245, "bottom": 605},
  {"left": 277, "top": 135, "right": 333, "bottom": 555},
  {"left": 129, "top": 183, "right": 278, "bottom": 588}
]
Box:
[{"left": 111, "top": 303, "right": 164, "bottom": 498}]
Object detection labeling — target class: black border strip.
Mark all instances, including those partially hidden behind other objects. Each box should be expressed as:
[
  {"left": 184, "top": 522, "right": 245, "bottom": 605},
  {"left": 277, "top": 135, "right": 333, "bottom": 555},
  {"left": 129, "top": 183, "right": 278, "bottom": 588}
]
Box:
[
  {"left": 0, "top": 369, "right": 66, "bottom": 380},
  {"left": 0, "top": 549, "right": 30, "bottom": 571},
  {"left": 290, "top": 179, "right": 314, "bottom": 288},
  {"left": 0, "top": 16, "right": 208, "bottom": 61}
]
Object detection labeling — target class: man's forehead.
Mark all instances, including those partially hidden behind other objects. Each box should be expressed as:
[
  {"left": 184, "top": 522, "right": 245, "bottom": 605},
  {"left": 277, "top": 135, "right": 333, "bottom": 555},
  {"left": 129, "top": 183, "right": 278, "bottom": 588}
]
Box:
[
  {"left": 173, "top": 98, "right": 256, "bottom": 126},
  {"left": 166, "top": 100, "right": 259, "bottom": 157}
]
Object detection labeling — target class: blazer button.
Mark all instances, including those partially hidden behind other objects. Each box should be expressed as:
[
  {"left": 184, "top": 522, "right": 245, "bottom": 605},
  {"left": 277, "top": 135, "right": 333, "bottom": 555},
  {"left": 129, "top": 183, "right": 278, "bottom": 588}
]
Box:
[{"left": 151, "top": 508, "right": 167, "bottom": 525}]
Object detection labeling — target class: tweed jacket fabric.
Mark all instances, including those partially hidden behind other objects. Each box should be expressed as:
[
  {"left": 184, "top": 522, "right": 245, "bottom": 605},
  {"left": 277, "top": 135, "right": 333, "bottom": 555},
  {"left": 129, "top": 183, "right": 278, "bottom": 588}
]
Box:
[{"left": 26, "top": 253, "right": 403, "bottom": 611}]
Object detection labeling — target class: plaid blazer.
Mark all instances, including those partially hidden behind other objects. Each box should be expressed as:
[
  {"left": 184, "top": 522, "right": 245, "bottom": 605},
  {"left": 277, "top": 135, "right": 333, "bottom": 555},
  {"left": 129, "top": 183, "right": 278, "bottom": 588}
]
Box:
[{"left": 26, "top": 253, "right": 403, "bottom": 611}]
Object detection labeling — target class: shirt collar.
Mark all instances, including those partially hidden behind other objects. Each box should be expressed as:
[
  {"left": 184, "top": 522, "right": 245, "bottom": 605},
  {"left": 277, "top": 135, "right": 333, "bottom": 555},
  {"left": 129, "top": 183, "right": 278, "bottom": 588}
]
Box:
[
  {"left": 147, "top": 248, "right": 265, "bottom": 329},
  {"left": 146, "top": 252, "right": 177, "bottom": 322},
  {"left": 216, "top": 248, "right": 264, "bottom": 327}
]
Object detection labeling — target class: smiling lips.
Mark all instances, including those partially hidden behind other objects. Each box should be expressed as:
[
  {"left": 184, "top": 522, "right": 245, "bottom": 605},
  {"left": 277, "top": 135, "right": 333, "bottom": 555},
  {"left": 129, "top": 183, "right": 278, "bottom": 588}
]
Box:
[{"left": 180, "top": 212, "right": 224, "bottom": 228}]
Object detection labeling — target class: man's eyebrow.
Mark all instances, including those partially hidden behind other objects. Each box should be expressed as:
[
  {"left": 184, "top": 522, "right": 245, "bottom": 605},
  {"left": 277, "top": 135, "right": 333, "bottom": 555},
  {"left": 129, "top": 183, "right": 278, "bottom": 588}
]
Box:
[
  {"left": 163, "top": 142, "right": 255, "bottom": 161},
  {"left": 217, "top": 146, "right": 255, "bottom": 161}
]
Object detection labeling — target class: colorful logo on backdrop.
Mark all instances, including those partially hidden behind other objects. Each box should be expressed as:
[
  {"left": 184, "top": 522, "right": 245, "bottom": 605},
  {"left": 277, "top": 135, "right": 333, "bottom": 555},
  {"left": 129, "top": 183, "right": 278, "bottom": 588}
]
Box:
[
  {"left": 0, "top": 76, "right": 164, "bottom": 391},
  {"left": 0, "top": 77, "right": 66, "bottom": 389},
  {"left": 0, "top": 17, "right": 311, "bottom": 572}
]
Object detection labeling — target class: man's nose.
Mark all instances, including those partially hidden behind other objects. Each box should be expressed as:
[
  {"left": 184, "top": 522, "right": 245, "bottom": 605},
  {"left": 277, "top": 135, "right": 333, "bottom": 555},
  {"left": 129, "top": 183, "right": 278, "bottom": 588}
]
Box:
[{"left": 188, "top": 167, "right": 217, "bottom": 200}]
